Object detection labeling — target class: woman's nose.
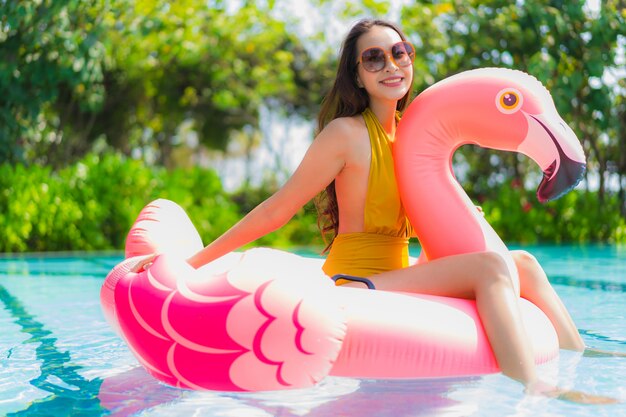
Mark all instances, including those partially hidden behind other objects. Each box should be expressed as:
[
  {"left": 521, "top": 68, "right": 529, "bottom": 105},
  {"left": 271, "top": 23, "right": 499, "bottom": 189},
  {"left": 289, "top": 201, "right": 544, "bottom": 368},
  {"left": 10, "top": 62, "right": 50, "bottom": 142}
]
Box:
[{"left": 385, "top": 54, "right": 399, "bottom": 71}]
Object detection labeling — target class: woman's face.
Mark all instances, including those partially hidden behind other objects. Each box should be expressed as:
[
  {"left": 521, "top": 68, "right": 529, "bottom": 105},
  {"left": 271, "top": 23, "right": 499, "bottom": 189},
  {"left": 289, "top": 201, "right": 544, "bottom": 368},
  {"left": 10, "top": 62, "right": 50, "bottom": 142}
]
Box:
[{"left": 355, "top": 26, "right": 413, "bottom": 106}]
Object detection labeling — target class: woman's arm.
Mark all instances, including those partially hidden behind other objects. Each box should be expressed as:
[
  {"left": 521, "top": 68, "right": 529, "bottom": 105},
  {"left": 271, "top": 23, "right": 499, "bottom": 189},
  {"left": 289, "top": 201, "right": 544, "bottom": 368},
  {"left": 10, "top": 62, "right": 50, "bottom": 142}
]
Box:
[{"left": 187, "top": 119, "right": 351, "bottom": 269}]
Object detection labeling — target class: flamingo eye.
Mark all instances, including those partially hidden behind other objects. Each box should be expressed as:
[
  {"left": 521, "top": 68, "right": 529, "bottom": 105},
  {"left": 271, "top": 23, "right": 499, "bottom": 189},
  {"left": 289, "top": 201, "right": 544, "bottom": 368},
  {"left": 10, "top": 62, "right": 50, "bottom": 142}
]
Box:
[{"left": 496, "top": 88, "right": 523, "bottom": 114}]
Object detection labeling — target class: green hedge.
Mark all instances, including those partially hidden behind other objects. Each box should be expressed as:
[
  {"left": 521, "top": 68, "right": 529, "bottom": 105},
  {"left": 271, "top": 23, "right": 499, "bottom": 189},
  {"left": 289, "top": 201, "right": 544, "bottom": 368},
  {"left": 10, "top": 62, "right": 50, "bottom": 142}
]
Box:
[
  {"left": 1, "top": 152, "right": 623, "bottom": 253},
  {"left": 0, "top": 152, "right": 324, "bottom": 253},
  {"left": 480, "top": 184, "right": 626, "bottom": 244}
]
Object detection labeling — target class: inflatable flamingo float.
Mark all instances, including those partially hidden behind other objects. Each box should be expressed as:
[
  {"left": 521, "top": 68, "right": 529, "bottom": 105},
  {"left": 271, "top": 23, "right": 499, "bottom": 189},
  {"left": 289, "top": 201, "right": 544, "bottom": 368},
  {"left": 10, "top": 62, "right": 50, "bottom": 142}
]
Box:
[{"left": 101, "top": 68, "right": 586, "bottom": 391}]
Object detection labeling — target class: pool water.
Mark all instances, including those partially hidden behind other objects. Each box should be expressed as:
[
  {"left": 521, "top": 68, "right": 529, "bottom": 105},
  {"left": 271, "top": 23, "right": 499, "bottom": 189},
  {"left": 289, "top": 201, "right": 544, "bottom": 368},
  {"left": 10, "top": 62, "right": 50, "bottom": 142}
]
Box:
[{"left": 0, "top": 245, "right": 624, "bottom": 417}]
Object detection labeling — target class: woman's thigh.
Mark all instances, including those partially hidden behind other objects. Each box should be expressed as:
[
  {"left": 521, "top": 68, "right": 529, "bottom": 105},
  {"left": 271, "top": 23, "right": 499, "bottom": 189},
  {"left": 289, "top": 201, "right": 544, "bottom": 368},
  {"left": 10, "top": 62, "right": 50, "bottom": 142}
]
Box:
[{"left": 370, "top": 251, "right": 513, "bottom": 298}]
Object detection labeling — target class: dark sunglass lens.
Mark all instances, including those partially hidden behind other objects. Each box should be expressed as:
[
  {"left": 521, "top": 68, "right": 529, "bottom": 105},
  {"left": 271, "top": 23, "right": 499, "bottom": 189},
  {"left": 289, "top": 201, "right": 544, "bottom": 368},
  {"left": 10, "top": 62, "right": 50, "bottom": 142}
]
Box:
[
  {"left": 392, "top": 42, "right": 414, "bottom": 66},
  {"left": 362, "top": 48, "right": 385, "bottom": 71}
]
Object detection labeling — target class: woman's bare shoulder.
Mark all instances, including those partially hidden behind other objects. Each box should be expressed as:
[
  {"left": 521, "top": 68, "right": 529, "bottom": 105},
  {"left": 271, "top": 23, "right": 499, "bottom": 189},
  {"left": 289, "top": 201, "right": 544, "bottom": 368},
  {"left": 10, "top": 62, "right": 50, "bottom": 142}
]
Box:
[
  {"left": 318, "top": 115, "right": 367, "bottom": 146},
  {"left": 325, "top": 114, "right": 364, "bottom": 131}
]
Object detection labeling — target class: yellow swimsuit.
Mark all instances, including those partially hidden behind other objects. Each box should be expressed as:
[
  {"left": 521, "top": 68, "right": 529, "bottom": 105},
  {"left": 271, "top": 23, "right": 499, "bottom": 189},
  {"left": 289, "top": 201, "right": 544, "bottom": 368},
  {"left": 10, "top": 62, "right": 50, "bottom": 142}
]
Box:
[{"left": 322, "top": 108, "right": 413, "bottom": 280}]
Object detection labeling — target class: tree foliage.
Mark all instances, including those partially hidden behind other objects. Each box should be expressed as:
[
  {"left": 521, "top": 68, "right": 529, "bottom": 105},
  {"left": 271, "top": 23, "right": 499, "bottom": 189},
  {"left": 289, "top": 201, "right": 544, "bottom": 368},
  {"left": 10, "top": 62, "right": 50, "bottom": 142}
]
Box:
[
  {"left": 98, "top": 0, "right": 328, "bottom": 165},
  {"left": 0, "top": 0, "right": 328, "bottom": 167},
  {"left": 0, "top": 0, "right": 107, "bottom": 166}
]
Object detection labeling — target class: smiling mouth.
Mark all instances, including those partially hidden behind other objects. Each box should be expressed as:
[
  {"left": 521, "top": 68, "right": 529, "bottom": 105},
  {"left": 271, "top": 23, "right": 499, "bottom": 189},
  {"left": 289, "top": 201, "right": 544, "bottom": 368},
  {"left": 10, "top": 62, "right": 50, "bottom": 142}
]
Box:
[{"left": 381, "top": 78, "right": 403, "bottom": 85}]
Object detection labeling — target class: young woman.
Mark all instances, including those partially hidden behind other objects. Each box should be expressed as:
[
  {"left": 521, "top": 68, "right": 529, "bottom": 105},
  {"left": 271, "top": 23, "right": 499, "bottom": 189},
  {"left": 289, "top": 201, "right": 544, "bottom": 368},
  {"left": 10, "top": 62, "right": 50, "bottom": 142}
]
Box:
[{"left": 146, "top": 19, "right": 615, "bottom": 403}]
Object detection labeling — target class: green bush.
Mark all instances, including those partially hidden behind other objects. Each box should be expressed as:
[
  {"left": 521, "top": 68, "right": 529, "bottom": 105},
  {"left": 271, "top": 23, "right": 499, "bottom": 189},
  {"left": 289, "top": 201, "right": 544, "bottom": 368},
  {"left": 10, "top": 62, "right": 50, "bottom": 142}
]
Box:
[
  {"left": 0, "top": 152, "right": 239, "bottom": 252},
  {"left": 480, "top": 184, "right": 626, "bottom": 244}
]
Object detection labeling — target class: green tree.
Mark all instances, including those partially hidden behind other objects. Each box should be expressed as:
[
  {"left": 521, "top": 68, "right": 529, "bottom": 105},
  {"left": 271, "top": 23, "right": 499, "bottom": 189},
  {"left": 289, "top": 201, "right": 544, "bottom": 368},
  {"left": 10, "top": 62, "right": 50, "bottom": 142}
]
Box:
[
  {"left": 1, "top": 0, "right": 328, "bottom": 169},
  {"left": 0, "top": 0, "right": 107, "bottom": 166},
  {"left": 77, "top": 0, "right": 328, "bottom": 167}
]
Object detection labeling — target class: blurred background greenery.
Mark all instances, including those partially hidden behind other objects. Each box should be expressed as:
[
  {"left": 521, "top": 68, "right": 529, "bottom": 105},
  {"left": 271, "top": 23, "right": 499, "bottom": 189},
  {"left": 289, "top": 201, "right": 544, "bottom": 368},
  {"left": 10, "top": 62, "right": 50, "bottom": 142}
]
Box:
[{"left": 0, "top": 0, "right": 624, "bottom": 253}]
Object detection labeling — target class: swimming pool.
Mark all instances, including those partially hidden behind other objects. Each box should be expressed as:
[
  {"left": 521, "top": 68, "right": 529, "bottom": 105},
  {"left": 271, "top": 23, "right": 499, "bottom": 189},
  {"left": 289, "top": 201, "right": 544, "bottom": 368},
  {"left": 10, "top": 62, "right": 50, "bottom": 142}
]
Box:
[{"left": 1, "top": 245, "right": 624, "bottom": 416}]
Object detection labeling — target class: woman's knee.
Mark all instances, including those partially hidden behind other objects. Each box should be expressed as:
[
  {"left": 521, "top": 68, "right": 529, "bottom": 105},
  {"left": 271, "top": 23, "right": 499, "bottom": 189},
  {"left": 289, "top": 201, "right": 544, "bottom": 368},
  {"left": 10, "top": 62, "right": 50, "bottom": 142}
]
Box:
[
  {"left": 512, "top": 250, "right": 549, "bottom": 290},
  {"left": 475, "top": 251, "right": 515, "bottom": 289},
  {"left": 511, "top": 250, "right": 539, "bottom": 270}
]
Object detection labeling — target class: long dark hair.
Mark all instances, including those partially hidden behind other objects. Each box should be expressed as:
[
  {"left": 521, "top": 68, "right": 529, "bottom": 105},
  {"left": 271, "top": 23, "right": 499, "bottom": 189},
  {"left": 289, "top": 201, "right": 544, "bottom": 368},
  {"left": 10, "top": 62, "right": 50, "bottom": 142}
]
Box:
[{"left": 315, "top": 19, "right": 414, "bottom": 252}]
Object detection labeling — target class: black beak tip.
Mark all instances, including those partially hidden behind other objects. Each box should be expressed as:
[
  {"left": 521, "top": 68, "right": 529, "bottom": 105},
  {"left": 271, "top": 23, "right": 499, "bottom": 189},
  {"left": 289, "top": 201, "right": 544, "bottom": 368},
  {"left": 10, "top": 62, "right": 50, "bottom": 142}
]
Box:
[{"left": 536, "top": 159, "right": 586, "bottom": 203}]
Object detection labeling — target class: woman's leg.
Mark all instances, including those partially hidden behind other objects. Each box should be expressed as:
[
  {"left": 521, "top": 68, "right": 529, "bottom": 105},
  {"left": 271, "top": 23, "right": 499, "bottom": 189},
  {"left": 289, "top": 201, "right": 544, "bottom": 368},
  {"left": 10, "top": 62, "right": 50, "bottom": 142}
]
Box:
[
  {"left": 342, "top": 251, "right": 618, "bottom": 403},
  {"left": 367, "top": 251, "right": 537, "bottom": 383},
  {"left": 512, "top": 250, "right": 585, "bottom": 351},
  {"left": 514, "top": 250, "right": 626, "bottom": 358}
]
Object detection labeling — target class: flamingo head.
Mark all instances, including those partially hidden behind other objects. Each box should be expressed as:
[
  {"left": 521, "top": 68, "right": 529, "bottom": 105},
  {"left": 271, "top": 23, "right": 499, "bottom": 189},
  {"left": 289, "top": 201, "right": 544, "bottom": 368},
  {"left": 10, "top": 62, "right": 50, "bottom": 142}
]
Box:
[
  {"left": 426, "top": 68, "right": 586, "bottom": 202},
  {"left": 494, "top": 69, "right": 586, "bottom": 202}
]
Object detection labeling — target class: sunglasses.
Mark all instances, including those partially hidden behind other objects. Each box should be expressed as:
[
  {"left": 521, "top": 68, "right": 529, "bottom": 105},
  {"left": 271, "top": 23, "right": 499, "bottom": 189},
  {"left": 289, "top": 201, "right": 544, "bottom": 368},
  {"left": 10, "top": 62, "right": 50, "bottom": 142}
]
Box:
[{"left": 357, "top": 41, "right": 415, "bottom": 73}]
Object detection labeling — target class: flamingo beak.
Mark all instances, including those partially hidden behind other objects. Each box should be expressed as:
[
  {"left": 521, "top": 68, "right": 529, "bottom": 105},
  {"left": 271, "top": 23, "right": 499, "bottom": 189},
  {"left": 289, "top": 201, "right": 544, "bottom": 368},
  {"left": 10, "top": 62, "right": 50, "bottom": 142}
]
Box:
[
  {"left": 536, "top": 154, "right": 586, "bottom": 203},
  {"left": 528, "top": 114, "right": 586, "bottom": 202},
  {"left": 518, "top": 113, "right": 586, "bottom": 203}
]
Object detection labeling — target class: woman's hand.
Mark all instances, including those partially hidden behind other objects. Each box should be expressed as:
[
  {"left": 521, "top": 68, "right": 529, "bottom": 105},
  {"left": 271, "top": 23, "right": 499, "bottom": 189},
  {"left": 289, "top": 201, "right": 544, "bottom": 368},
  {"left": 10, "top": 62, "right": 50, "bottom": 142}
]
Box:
[{"left": 130, "top": 254, "right": 158, "bottom": 273}]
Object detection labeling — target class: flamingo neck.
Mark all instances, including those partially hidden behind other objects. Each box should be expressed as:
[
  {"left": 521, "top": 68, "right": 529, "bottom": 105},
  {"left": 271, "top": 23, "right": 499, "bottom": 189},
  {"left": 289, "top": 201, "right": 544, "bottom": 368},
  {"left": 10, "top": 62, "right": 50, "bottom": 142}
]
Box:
[{"left": 408, "top": 143, "right": 487, "bottom": 260}]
